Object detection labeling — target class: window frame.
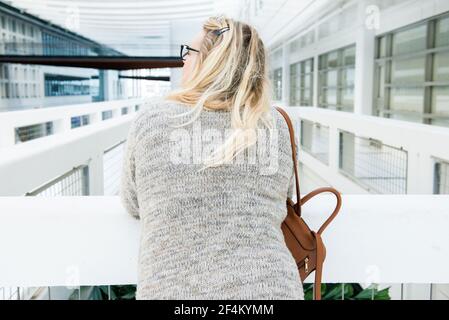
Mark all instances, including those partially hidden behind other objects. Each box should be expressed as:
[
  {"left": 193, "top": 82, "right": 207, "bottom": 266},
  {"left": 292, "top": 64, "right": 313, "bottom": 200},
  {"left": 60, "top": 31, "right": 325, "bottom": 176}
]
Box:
[
  {"left": 289, "top": 57, "right": 314, "bottom": 106},
  {"left": 374, "top": 12, "right": 449, "bottom": 126},
  {"left": 318, "top": 44, "right": 356, "bottom": 112}
]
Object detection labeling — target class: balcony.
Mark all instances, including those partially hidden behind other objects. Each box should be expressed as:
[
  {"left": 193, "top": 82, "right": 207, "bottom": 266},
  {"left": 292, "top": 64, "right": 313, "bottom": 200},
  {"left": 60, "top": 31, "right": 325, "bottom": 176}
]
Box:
[{"left": 1, "top": 100, "right": 449, "bottom": 300}]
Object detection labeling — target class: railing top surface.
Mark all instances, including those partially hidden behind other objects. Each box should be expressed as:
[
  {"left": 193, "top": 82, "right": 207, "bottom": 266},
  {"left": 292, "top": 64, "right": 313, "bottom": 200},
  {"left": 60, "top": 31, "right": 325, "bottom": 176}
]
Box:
[
  {"left": 0, "top": 195, "right": 449, "bottom": 287},
  {"left": 0, "top": 114, "right": 133, "bottom": 165},
  {"left": 0, "top": 98, "right": 147, "bottom": 131},
  {"left": 287, "top": 106, "right": 449, "bottom": 136}
]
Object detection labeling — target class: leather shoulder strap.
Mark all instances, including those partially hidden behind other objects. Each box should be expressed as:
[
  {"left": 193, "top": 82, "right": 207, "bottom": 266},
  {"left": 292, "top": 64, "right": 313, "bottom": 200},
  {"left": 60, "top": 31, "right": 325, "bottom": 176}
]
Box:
[{"left": 275, "top": 107, "right": 301, "bottom": 211}]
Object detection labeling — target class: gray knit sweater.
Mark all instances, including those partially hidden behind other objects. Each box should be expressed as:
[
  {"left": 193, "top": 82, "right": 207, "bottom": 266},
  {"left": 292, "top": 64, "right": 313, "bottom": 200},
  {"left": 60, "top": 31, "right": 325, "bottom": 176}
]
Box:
[{"left": 119, "top": 98, "right": 304, "bottom": 300}]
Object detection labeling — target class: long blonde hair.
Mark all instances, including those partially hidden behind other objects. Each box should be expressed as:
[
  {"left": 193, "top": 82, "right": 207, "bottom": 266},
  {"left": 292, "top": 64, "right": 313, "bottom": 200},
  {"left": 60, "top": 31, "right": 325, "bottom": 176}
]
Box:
[{"left": 166, "top": 15, "right": 273, "bottom": 168}]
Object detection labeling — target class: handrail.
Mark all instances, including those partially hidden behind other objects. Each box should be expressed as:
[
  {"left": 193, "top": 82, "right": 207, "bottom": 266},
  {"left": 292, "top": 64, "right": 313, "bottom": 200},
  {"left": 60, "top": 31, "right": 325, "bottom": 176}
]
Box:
[
  {"left": 0, "top": 195, "right": 449, "bottom": 287},
  {"left": 0, "top": 98, "right": 146, "bottom": 148}
]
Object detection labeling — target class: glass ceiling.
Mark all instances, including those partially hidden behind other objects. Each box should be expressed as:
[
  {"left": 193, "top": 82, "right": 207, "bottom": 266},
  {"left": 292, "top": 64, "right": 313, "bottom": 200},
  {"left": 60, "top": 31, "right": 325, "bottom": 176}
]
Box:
[
  {"left": 2, "top": 0, "right": 327, "bottom": 57},
  {"left": 3, "top": 0, "right": 225, "bottom": 56}
]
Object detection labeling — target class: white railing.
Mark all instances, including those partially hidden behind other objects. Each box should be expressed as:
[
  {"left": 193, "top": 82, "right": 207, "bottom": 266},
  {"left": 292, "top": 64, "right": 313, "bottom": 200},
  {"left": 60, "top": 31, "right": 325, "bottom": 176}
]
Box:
[
  {"left": 286, "top": 107, "right": 449, "bottom": 194},
  {"left": 0, "top": 98, "right": 151, "bottom": 299},
  {"left": 0, "top": 99, "right": 152, "bottom": 196},
  {"left": 0, "top": 195, "right": 448, "bottom": 298},
  {"left": 0, "top": 98, "right": 146, "bottom": 148}
]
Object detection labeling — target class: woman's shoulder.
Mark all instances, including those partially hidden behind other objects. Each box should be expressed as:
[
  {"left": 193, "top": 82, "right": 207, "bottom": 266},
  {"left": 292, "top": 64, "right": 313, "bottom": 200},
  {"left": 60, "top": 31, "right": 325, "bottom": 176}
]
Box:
[
  {"left": 131, "top": 97, "right": 186, "bottom": 128},
  {"left": 131, "top": 101, "right": 293, "bottom": 132},
  {"left": 269, "top": 106, "right": 294, "bottom": 132},
  {"left": 268, "top": 106, "right": 297, "bottom": 150},
  {"left": 136, "top": 96, "right": 182, "bottom": 116}
]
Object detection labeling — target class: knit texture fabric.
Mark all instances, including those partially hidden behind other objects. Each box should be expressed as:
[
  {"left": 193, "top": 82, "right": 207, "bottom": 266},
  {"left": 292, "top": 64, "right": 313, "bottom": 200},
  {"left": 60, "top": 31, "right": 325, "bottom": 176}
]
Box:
[{"left": 120, "top": 98, "right": 304, "bottom": 300}]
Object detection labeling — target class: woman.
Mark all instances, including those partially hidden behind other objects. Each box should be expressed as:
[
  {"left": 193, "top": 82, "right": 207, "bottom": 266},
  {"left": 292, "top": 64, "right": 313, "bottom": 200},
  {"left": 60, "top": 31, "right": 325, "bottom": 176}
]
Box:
[{"left": 120, "top": 15, "right": 304, "bottom": 300}]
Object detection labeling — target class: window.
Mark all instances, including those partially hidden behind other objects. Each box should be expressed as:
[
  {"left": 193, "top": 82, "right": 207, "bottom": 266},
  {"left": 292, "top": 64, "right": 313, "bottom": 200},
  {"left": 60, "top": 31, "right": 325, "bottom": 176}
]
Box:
[
  {"left": 102, "top": 110, "right": 113, "bottom": 120},
  {"left": 272, "top": 68, "right": 282, "bottom": 101},
  {"left": 290, "top": 58, "right": 313, "bottom": 106},
  {"left": 42, "top": 31, "right": 93, "bottom": 56},
  {"left": 289, "top": 30, "right": 314, "bottom": 54},
  {"left": 375, "top": 14, "right": 449, "bottom": 127},
  {"left": 434, "top": 160, "right": 449, "bottom": 194},
  {"left": 318, "top": 45, "right": 355, "bottom": 111},
  {"left": 71, "top": 115, "right": 90, "bottom": 129},
  {"left": 11, "top": 35, "right": 17, "bottom": 53},
  {"left": 44, "top": 74, "right": 91, "bottom": 96},
  {"left": 269, "top": 48, "right": 283, "bottom": 102},
  {"left": 15, "top": 122, "right": 53, "bottom": 144}
]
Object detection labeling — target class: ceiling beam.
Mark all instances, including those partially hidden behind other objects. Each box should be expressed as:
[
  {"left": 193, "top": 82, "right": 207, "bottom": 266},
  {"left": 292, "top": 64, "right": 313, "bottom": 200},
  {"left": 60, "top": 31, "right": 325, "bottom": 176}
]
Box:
[
  {"left": 118, "top": 75, "right": 170, "bottom": 81},
  {"left": 0, "top": 55, "right": 183, "bottom": 70}
]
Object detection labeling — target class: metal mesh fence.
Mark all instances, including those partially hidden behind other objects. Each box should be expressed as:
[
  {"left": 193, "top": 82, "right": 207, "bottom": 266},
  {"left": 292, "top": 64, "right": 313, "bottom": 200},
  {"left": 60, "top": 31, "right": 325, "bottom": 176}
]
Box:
[
  {"left": 339, "top": 131, "right": 408, "bottom": 194},
  {"left": 25, "top": 165, "right": 89, "bottom": 196},
  {"left": 300, "top": 119, "right": 329, "bottom": 165},
  {"left": 434, "top": 160, "right": 449, "bottom": 194},
  {"left": 103, "top": 140, "right": 125, "bottom": 196}
]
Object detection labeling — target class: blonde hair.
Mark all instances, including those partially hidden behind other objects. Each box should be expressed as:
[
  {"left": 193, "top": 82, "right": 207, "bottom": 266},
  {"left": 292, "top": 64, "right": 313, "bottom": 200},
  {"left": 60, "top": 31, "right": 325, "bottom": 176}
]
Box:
[{"left": 166, "top": 15, "right": 273, "bottom": 168}]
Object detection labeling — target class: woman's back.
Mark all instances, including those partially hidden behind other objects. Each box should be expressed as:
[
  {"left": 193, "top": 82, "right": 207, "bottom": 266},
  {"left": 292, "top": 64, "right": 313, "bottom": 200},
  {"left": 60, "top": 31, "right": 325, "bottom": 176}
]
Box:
[{"left": 120, "top": 99, "right": 304, "bottom": 299}]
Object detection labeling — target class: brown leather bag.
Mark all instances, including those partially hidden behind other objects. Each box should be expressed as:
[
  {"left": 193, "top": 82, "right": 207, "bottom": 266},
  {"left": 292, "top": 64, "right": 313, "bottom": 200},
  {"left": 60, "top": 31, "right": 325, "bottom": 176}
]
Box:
[{"left": 275, "top": 106, "right": 342, "bottom": 300}]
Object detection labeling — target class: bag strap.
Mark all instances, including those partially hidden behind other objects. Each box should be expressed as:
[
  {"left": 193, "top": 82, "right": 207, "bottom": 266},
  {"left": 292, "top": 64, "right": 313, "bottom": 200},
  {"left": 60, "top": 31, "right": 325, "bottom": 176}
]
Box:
[
  {"left": 301, "top": 187, "right": 342, "bottom": 235},
  {"left": 274, "top": 106, "right": 342, "bottom": 234},
  {"left": 274, "top": 106, "right": 301, "bottom": 215},
  {"left": 313, "top": 231, "right": 325, "bottom": 300},
  {"left": 275, "top": 106, "right": 322, "bottom": 300},
  {"left": 275, "top": 107, "right": 343, "bottom": 301}
]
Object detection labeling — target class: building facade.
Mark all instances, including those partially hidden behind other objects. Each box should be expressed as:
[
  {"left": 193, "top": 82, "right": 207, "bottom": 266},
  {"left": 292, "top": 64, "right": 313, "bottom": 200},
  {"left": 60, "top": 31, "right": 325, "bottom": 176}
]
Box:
[{"left": 0, "top": 1, "right": 129, "bottom": 113}]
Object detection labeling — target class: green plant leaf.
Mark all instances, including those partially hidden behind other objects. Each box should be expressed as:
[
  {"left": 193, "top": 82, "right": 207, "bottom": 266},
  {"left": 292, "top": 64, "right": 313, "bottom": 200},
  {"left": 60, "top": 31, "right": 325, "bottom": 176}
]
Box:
[
  {"left": 81, "top": 283, "right": 390, "bottom": 301},
  {"left": 120, "top": 291, "right": 136, "bottom": 300},
  {"left": 323, "top": 284, "right": 343, "bottom": 300},
  {"left": 343, "top": 283, "right": 354, "bottom": 299},
  {"left": 353, "top": 287, "right": 377, "bottom": 300},
  {"left": 373, "top": 287, "right": 391, "bottom": 300}
]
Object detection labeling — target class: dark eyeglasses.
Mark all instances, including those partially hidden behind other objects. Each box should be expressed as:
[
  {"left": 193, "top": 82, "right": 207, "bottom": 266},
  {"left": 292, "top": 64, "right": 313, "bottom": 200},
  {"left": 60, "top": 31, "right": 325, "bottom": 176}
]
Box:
[
  {"left": 180, "top": 44, "right": 200, "bottom": 61},
  {"left": 180, "top": 25, "right": 230, "bottom": 61}
]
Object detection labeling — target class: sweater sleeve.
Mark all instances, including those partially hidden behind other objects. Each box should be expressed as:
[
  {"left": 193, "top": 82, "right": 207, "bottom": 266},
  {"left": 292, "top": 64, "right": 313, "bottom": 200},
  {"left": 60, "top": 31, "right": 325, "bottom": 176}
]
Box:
[
  {"left": 287, "top": 118, "right": 299, "bottom": 203},
  {"left": 120, "top": 116, "right": 141, "bottom": 219}
]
